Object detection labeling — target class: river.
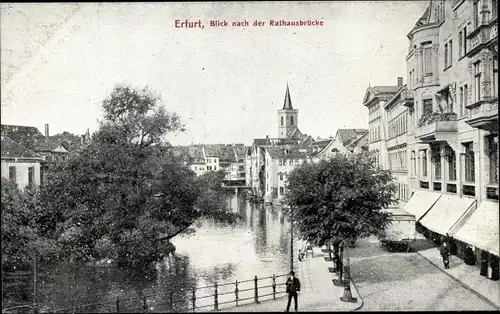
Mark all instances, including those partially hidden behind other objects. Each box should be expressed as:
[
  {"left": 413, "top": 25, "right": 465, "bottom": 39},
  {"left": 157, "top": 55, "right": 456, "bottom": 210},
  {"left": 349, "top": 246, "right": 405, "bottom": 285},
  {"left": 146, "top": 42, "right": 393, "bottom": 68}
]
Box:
[{"left": 2, "top": 194, "right": 295, "bottom": 312}]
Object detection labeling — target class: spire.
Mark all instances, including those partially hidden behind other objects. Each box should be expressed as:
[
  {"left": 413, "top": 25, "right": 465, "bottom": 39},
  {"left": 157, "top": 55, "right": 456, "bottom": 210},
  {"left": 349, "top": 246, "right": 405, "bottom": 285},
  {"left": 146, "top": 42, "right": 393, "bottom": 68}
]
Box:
[{"left": 283, "top": 83, "right": 293, "bottom": 110}]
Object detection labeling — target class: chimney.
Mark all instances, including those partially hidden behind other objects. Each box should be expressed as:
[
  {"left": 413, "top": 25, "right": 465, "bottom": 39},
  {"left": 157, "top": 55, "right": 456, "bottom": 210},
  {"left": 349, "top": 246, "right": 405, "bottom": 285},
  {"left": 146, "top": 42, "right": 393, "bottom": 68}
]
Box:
[
  {"left": 44, "top": 123, "right": 49, "bottom": 140},
  {"left": 397, "top": 77, "right": 403, "bottom": 86}
]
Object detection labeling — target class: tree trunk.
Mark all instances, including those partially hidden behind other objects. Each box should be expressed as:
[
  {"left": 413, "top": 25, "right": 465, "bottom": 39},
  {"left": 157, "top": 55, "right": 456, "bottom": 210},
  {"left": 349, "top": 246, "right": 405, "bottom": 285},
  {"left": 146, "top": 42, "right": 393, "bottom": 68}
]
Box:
[
  {"left": 338, "top": 245, "right": 344, "bottom": 282},
  {"left": 334, "top": 242, "right": 340, "bottom": 272}
]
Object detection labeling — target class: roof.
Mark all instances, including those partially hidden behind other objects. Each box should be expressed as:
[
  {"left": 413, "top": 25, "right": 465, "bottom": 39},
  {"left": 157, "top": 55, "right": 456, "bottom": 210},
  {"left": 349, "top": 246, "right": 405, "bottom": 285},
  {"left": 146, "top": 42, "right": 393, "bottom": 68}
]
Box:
[
  {"left": 1, "top": 124, "right": 43, "bottom": 150},
  {"left": 1, "top": 124, "right": 87, "bottom": 153},
  {"left": 283, "top": 83, "right": 293, "bottom": 110},
  {"left": 253, "top": 138, "right": 271, "bottom": 147},
  {"left": 408, "top": 1, "right": 442, "bottom": 36},
  {"left": 336, "top": 129, "right": 368, "bottom": 146},
  {"left": 265, "top": 146, "right": 314, "bottom": 159},
  {"left": 363, "top": 86, "right": 402, "bottom": 105},
  {"left": 203, "top": 144, "right": 220, "bottom": 157},
  {"left": 346, "top": 132, "right": 368, "bottom": 151},
  {"left": 1, "top": 136, "right": 42, "bottom": 159}
]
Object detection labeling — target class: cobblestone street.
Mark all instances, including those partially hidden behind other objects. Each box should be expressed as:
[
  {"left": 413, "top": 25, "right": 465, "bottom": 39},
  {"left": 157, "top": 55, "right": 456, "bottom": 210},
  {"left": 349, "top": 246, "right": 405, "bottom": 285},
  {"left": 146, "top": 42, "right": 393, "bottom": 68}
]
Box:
[{"left": 350, "top": 236, "right": 498, "bottom": 311}]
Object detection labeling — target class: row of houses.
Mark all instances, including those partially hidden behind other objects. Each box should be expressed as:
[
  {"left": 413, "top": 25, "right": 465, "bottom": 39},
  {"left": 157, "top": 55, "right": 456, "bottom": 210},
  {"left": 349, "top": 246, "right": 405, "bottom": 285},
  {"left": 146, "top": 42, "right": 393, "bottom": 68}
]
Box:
[
  {"left": 244, "top": 84, "right": 369, "bottom": 203},
  {"left": 363, "top": 0, "right": 498, "bottom": 279},
  {"left": 172, "top": 143, "right": 248, "bottom": 184},
  {"left": 1, "top": 124, "right": 91, "bottom": 190}
]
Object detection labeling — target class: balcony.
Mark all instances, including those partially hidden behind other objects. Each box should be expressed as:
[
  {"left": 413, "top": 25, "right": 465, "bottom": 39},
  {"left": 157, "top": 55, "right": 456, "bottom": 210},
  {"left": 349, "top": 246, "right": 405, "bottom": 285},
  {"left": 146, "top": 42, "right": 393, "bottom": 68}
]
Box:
[
  {"left": 401, "top": 89, "right": 415, "bottom": 108},
  {"left": 415, "top": 112, "right": 457, "bottom": 142},
  {"left": 465, "top": 98, "right": 498, "bottom": 131},
  {"left": 466, "top": 19, "right": 497, "bottom": 57}
]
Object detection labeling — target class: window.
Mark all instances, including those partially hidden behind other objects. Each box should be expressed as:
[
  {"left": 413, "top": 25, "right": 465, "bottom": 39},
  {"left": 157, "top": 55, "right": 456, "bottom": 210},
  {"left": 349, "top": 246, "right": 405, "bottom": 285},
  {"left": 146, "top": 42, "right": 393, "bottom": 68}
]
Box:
[
  {"left": 474, "top": 62, "right": 481, "bottom": 102},
  {"left": 444, "top": 42, "right": 448, "bottom": 68},
  {"left": 281, "top": 116, "right": 284, "bottom": 126},
  {"left": 488, "top": 135, "right": 499, "bottom": 184},
  {"left": 279, "top": 186, "right": 284, "bottom": 195},
  {"left": 423, "top": 99, "right": 433, "bottom": 114},
  {"left": 464, "top": 84, "right": 469, "bottom": 115},
  {"left": 422, "top": 150, "right": 428, "bottom": 177},
  {"left": 459, "top": 86, "right": 464, "bottom": 116},
  {"left": 411, "top": 150, "right": 416, "bottom": 176},
  {"left": 432, "top": 146, "right": 441, "bottom": 180},
  {"left": 494, "top": 57, "right": 498, "bottom": 99},
  {"left": 289, "top": 159, "right": 293, "bottom": 166},
  {"left": 423, "top": 44, "right": 433, "bottom": 75},
  {"left": 278, "top": 159, "right": 282, "bottom": 166},
  {"left": 493, "top": 0, "right": 498, "bottom": 20},
  {"left": 449, "top": 40, "right": 453, "bottom": 65},
  {"left": 459, "top": 31, "right": 462, "bottom": 58},
  {"left": 290, "top": 116, "right": 294, "bottom": 126},
  {"left": 9, "top": 166, "right": 16, "bottom": 182},
  {"left": 280, "top": 173, "right": 283, "bottom": 181},
  {"left": 447, "top": 147, "right": 457, "bottom": 181},
  {"left": 474, "top": 0, "right": 480, "bottom": 28},
  {"left": 463, "top": 27, "right": 467, "bottom": 55},
  {"left": 464, "top": 142, "right": 475, "bottom": 182}
]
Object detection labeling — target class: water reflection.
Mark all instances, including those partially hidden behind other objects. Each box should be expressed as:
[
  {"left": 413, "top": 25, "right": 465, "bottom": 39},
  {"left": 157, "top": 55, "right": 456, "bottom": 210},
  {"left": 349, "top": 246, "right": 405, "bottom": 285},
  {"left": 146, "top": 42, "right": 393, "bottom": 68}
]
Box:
[{"left": 3, "top": 194, "right": 292, "bottom": 312}]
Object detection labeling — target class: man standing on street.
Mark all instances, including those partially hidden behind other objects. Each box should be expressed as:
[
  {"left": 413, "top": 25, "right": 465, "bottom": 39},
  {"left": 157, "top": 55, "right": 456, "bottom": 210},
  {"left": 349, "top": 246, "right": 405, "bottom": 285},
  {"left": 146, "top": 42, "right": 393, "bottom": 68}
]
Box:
[
  {"left": 285, "top": 271, "right": 301, "bottom": 312},
  {"left": 440, "top": 240, "right": 451, "bottom": 269}
]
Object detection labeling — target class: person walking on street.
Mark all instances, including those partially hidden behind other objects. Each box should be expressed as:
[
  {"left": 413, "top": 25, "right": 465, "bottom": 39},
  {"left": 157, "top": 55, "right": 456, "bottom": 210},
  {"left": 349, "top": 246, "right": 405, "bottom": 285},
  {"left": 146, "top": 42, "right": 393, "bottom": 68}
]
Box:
[
  {"left": 285, "top": 271, "right": 301, "bottom": 312},
  {"left": 440, "top": 241, "right": 451, "bottom": 269}
]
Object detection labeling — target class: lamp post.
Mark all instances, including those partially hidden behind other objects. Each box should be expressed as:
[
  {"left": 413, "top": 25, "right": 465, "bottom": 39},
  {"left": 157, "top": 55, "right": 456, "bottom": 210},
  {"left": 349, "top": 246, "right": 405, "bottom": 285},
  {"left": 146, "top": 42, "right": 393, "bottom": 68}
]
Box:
[{"left": 290, "top": 205, "right": 294, "bottom": 272}]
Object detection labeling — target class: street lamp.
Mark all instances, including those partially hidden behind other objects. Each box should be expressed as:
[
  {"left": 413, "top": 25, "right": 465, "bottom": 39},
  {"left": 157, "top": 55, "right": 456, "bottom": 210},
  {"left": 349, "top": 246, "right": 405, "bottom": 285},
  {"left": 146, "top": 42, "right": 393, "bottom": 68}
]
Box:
[{"left": 290, "top": 207, "right": 294, "bottom": 272}]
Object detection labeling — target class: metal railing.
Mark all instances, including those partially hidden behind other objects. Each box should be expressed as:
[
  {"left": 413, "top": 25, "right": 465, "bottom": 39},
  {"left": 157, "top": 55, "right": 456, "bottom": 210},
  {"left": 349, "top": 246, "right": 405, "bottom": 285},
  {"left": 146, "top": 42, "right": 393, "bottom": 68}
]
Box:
[{"left": 3, "top": 273, "right": 289, "bottom": 313}]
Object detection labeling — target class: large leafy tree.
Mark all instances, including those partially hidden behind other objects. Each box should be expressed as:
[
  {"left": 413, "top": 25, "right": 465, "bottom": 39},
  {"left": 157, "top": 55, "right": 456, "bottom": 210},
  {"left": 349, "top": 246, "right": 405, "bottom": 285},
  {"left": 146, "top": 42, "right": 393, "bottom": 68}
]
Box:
[
  {"left": 33, "top": 85, "right": 237, "bottom": 269},
  {"left": 283, "top": 152, "right": 396, "bottom": 271}
]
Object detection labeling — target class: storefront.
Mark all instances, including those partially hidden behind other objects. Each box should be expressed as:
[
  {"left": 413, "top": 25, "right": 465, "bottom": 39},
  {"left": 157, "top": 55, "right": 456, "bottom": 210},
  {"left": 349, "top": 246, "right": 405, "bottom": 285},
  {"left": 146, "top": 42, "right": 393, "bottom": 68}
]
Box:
[{"left": 454, "top": 200, "right": 499, "bottom": 281}]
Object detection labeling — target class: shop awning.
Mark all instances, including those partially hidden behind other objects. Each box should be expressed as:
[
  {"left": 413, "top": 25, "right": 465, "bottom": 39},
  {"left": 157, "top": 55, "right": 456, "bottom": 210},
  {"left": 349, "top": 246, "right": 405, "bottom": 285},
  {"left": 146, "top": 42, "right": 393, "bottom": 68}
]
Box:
[
  {"left": 419, "top": 194, "right": 476, "bottom": 236},
  {"left": 454, "top": 200, "right": 499, "bottom": 256},
  {"left": 403, "top": 190, "right": 442, "bottom": 220}
]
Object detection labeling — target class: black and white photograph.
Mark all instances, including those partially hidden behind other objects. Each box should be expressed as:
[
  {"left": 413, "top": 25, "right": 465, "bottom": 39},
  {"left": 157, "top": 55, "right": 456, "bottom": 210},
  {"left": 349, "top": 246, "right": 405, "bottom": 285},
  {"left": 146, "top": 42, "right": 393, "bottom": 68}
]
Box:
[{"left": 1, "top": 1, "right": 498, "bottom": 312}]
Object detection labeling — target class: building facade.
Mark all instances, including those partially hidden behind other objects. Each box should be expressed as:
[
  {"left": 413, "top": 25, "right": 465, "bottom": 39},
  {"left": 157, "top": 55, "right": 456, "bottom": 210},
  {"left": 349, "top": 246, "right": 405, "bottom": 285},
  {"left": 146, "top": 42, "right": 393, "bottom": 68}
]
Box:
[{"left": 365, "top": 0, "right": 498, "bottom": 276}]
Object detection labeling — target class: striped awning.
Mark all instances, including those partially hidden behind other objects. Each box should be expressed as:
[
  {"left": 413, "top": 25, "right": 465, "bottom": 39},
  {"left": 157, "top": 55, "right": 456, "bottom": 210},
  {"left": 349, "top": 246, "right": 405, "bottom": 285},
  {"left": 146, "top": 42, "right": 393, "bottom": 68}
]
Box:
[
  {"left": 403, "top": 190, "right": 442, "bottom": 221},
  {"left": 454, "top": 200, "right": 499, "bottom": 256},
  {"left": 419, "top": 194, "right": 476, "bottom": 236}
]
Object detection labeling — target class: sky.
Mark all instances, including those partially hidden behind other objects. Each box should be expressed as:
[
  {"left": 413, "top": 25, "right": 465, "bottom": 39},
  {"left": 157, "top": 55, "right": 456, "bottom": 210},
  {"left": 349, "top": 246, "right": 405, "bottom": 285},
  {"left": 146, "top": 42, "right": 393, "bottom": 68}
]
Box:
[{"left": 1, "top": 1, "right": 429, "bottom": 146}]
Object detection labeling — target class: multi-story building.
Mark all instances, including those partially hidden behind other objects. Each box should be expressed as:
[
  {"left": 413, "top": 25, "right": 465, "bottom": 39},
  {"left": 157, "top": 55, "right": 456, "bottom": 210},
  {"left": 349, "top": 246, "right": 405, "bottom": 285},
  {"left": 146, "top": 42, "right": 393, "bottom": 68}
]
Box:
[
  {"left": 363, "top": 80, "right": 405, "bottom": 169},
  {"left": 365, "top": 0, "right": 498, "bottom": 278}
]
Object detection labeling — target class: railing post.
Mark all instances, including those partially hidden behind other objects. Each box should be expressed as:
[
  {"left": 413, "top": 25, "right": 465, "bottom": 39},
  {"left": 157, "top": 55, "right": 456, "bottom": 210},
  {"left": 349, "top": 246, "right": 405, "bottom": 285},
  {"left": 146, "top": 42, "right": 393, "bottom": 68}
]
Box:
[
  {"left": 272, "top": 274, "right": 276, "bottom": 300},
  {"left": 214, "top": 282, "right": 219, "bottom": 311},
  {"left": 116, "top": 296, "right": 120, "bottom": 313},
  {"left": 142, "top": 296, "right": 147, "bottom": 313},
  {"left": 191, "top": 287, "right": 196, "bottom": 313},
  {"left": 254, "top": 275, "right": 259, "bottom": 304},
  {"left": 170, "top": 291, "right": 174, "bottom": 310},
  {"left": 234, "top": 280, "right": 239, "bottom": 307}
]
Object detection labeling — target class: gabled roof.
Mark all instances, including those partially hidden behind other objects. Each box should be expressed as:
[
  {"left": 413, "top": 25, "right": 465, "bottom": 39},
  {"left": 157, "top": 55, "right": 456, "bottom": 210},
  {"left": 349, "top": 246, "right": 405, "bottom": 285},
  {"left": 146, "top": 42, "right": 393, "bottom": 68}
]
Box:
[
  {"left": 287, "top": 127, "right": 303, "bottom": 139},
  {"left": 283, "top": 83, "right": 293, "bottom": 110},
  {"left": 1, "top": 136, "right": 42, "bottom": 159},
  {"left": 253, "top": 138, "right": 271, "bottom": 147},
  {"left": 346, "top": 132, "right": 369, "bottom": 152},
  {"left": 203, "top": 145, "right": 220, "bottom": 157},
  {"left": 265, "top": 146, "right": 314, "bottom": 160},
  {"left": 336, "top": 129, "right": 368, "bottom": 146},
  {"left": 1, "top": 124, "right": 43, "bottom": 150},
  {"left": 362, "top": 86, "right": 402, "bottom": 105}
]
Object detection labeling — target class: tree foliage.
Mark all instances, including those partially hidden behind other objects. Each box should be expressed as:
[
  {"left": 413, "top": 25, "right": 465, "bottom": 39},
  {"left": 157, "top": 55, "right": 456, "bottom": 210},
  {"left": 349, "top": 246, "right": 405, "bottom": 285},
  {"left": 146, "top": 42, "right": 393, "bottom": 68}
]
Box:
[
  {"left": 283, "top": 153, "right": 396, "bottom": 247},
  {"left": 3, "top": 85, "right": 237, "bottom": 271}
]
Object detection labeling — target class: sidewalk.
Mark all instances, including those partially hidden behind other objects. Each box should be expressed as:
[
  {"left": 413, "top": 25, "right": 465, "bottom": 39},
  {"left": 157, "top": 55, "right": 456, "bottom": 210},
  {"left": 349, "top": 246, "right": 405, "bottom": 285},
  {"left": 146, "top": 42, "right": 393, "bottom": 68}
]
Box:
[
  {"left": 416, "top": 245, "right": 500, "bottom": 308},
  {"left": 224, "top": 244, "right": 362, "bottom": 312}
]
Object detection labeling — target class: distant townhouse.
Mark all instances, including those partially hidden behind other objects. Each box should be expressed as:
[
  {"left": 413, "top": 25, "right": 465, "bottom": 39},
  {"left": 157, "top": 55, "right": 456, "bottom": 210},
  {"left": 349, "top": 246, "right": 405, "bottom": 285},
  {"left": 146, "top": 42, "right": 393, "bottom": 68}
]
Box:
[{"left": 1, "top": 136, "right": 43, "bottom": 190}]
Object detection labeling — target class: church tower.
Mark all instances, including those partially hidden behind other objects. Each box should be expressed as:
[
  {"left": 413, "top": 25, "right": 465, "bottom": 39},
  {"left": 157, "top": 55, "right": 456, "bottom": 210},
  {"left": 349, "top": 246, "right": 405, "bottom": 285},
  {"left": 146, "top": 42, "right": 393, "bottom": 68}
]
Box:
[{"left": 278, "top": 83, "right": 299, "bottom": 138}]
